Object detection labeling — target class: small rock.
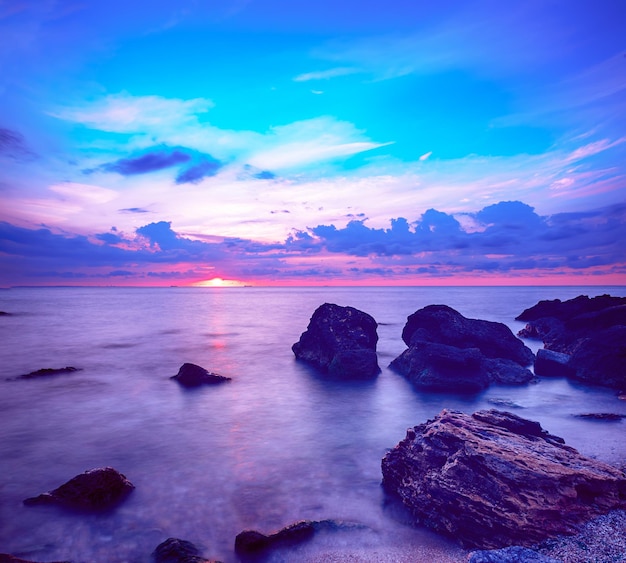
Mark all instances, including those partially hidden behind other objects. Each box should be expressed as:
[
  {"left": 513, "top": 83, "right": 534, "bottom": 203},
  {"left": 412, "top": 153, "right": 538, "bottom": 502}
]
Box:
[
  {"left": 24, "top": 467, "right": 134, "bottom": 511},
  {"left": 575, "top": 413, "right": 626, "bottom": 421},
  {"left": 235, "top": 521, "right": 316, "bottom": 555},
  {"left": 153, "top": 537, "right": 221, "bottom": 563},
  {"left": 171, "top": 363, "right": 231, "bottom": 387},
  {"left": 8, "top": 366, "right": 81, "bottom": 381}
]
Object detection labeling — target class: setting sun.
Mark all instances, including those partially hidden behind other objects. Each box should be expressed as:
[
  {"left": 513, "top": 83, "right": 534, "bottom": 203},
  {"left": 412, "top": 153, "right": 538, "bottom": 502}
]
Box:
[{"left": 192, "top": 277, "right": 247, "bottom": 287}]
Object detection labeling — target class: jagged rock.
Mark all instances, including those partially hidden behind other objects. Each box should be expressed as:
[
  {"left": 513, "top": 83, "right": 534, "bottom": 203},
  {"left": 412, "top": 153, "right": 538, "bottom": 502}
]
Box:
[
  {"left": 153, "top": 538, "right": 221, "bottom": 563},
  {"left": 8, "top": 366, "right": 81, "bottom": 381},
  {"left": 292, "top": 303, "right": 379, "bottom": 379},
  {"left": 516, "top": 294, "right": 626, "bottom": 323},
  {"left": 534, "top": 349, "right": 575, "bottom": 378},
  {"left": 402, "top": 305, "right": 534, "bottom": 365},
  {"left": 24, "top": 467, "right": 134, "bottom": 511},
  {"left": 381, "top": 409, "right": 626, "bottom": 549},
  {"left": 468, "top": 546, "right": 561, "bottom": 563},
  {"left": 390, "top": 305, "right": 533, "bottom": 391},
  {"left": 171, "top": 363, "right": 231, "bottom": 387}
]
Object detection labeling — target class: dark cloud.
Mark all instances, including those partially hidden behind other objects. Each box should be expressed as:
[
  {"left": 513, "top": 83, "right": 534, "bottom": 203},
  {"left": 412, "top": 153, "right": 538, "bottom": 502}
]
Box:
[
  {"left": 103, "top": 149, "right": 190, "bottom": 176},
  {"left": 119, "top": 207, "right": 150, "bottom": 214},
  {"left": 175, "top": 157, "right": 222, "bottom": 184},
  {"left": 254, "top": 170, "right": 276, "bottom": 180},
  {"left": 0, "top": 127, "right": 35, "bottom": 160}
]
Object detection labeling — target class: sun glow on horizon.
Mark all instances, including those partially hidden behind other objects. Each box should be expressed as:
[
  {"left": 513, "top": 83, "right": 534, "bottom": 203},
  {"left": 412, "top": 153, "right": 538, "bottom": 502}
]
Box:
[{"left": 192, "top": 277, "right": 248, "bottom": 287}]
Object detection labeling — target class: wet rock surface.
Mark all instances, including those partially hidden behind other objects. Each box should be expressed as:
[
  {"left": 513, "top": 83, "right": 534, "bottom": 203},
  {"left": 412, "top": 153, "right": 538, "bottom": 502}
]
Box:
[
  {"left": 171, "top": 363, "right": 231, "bottom": 387},
  {"left": 468, "top": 546, "right": 561, "bottom": 563},
  {"left": 381, "top": 409, "right": 626, "bottom": 549},
  {"left": 292, "top": 303, "right": 379, "bottom": 379},
  {"left": 390, "top": 305, "right": 534, "bottom": 391},
  {"left": 517, "top": 294, "right": 626, "bottom": 389},
  {"left": 153, "top": 537, "right": 221, "bottom": 563},
  {"left": 24, "top": 467, "right": 135, "bottom": 511}
]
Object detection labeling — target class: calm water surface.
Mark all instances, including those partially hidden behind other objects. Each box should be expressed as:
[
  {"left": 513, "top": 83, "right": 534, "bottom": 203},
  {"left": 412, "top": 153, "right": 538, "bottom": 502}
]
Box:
[{"left": 1, "top": 286, "right": 625, "bottom": 562}]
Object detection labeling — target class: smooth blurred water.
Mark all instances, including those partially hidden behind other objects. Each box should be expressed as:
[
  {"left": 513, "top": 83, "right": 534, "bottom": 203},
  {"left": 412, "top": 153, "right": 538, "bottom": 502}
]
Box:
[{"left": 0, "top": 286, "right": 625, "bottom": 563}]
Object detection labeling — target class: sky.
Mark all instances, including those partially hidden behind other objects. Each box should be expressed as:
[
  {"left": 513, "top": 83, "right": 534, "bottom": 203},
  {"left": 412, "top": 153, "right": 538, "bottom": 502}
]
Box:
[{"left": 1, "top": 0, "right": 625, "bottom": 287}]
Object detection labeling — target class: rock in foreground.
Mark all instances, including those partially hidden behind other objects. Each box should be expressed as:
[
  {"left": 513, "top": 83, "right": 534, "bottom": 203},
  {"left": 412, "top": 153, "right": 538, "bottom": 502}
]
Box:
[
  {"left": 292, "top": 303, "right": 379, "bottom": 379},
  {"left": 171, "top": 363, "right": 231, "bottom": 387},
  {"left": 381, "top": 409, "right": 626, "bottom": 549},
  {"left": 390, "top": 305, "right": 534, "bottom": 391},
  {"left": 24, "top": 467, "right": 134, "bottom": 511}
]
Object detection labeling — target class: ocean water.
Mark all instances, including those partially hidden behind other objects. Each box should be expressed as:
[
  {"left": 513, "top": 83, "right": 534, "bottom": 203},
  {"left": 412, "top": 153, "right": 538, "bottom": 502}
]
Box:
[{"left": 0, "top": 286, "right": 625, "bottom": 563}]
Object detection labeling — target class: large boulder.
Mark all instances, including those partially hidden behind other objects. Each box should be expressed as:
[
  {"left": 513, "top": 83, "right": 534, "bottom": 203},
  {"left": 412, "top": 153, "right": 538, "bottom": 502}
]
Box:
[
  {"left": 24, "top": 467, "right": 134, "bottom": 511},
  {"left": 390, "top": 305, "right": 534, "bottom": 391},
  {"left": 402, "top": 305, "right": 534, "bottom": 365},
  {"left": 171, "top": 363, "right": 231, "bottom": 388},
  {"left": 516, "top": 294, "right": 626, "bottom": 389},
  {"left": 292, "top": 303, "right": 379, "bottom": 379},
  {"left": 534, "top": 349, "right": 575, "bottom": 378},
  {"left": 381, "top": 409, "right": 626, "bottom": 550}
]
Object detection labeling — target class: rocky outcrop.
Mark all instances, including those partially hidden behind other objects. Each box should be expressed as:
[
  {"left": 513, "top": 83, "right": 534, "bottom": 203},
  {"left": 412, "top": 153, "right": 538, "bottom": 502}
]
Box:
[
  {"left": 390, "top": 305, "right": 534, "bottom": 391},
  {"left": 517, "top": 295, "right": 626, "bottom": 389},
  {"left": 381, "top": 409, "right": 626, "bottom": 549},
  {"left": 24, "top": 467, "right": 134, "bottom": 511},
  {"left": 8, "top": 366, "right": 81, "bottom": 381},
  {"left": 171, "top": 363, "right": 231, "bottom": 387},
  {"left": 292, "top": 303, "right": 379, "bottom": 379},
  {"left": 153, "top": 538, "right": 221, "bottom": 563}
]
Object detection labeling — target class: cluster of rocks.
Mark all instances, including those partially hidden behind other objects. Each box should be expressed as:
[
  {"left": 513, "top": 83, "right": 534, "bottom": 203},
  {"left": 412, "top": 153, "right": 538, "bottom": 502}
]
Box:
[
  {"left": 517, "top": 294, "right": 626, "bottom": 389},
  {"left": 293, "top": 302, "right": 534, "bottom": 391}
]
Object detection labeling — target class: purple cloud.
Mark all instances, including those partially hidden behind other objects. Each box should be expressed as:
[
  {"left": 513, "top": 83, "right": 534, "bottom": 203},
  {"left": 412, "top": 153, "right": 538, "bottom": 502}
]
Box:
[
  {"left": 175, "top": 158, "right": 222, "bottom": 184},
  {"left": 102, "top": 149, "right": 190, "bottom": 175}
]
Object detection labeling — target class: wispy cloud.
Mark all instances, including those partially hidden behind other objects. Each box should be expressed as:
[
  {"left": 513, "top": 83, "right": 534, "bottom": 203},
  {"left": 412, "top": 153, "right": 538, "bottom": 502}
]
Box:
[{"left": 293, "top": 66, "right": 360, "bottom": 82}]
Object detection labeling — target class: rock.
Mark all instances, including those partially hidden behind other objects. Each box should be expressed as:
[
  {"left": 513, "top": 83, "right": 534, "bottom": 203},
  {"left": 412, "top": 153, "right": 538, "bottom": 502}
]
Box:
[
  {"left": 292, "top": 303, "right": 380, "bottom": 379},
  {"left": 390, "top": 305, "right": 534, "bottom": 391},
  {"left": 468, "top": 546, "right": 561, "bottom": 563},
  {"left": 516, "top": 295, "right": 626, "bottom": 389},
  {"left": 235, "top": 520, "right": 316, "bottom": 555},
  {"left": 516, "top": 294, "right": 626, "bottom": 323},
  {"left": 534, "top": 349, "right": 575, "bottom": 378},
  {"left": 402, "top": 305, "right": 534, "bottom": 365},
  {"left": 381, "top": 409, "right": 626, "bottom": 549},
  {"left": 0, "top": 311, "right": 11, "bottom": 316},
  {"left": 153, "top": 538, "right": 221, "bottom": 563},
  {"left": 575, "top": 413, "right": 626, "bottom": 421},
  {"left": 8, "top": 366, "right": 81, "bottom": 381},
  {"left": 171, "top": 363, "right": 231, "bottom": 387},
  {"left": 24, "top": 467, "right": 134, "bottom": 511},
  {"left": 568, "top": 326, "right": 626, "bottom": 389},
  {"left": 389, "top": 341, "right": 490, "bottom": 392}
]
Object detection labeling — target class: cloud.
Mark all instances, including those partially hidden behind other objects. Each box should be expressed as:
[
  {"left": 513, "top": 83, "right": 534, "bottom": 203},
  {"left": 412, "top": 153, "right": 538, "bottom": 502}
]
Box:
[
  {"left": 101, "top": 148, "right": 191, "bottom": 176},
  {"left": 293, "top": 67, "right": 360, "bottom": 82},
  {"left": 0, "top": 127, "right": 35, "bottom": 160},
  {"left": 175, "top": 157, "right": 223, "bottom": 184}
]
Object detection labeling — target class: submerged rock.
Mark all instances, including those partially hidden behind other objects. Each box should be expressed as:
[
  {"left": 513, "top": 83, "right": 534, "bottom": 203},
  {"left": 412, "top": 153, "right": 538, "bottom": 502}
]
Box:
[
  {"left": 575, "top": 413, "right": 626, "bottom": 421},
  {"left": 390, "top": 305, "right": 534, "bottom": 391},
  {"left": 292, "top": 303, "right": 379, "bottom": 379},
  {"left": 171, "top": 363, "right": 231, "bottom": 387},
  {"left": 381, "top": 409, "right": 626, "bottom": 549},
  {"left": 24, "top": 467, "right": 134, "bottom": 511},
  {"left": 153, "top": 537, "right": 221, "bottom": 563},
  {"left": 8, "top": 366, "right": 81, "bottom": 381}
]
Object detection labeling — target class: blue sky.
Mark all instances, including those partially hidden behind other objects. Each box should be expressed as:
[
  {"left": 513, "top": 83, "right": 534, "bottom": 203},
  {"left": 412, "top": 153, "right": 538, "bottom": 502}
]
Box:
[{"left": 1, "top": 0, "right": 625, "bottom": 286}]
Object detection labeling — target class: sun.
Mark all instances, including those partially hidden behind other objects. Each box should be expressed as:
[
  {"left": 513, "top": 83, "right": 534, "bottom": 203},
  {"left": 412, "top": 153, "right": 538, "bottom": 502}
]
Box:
[{"left": 192, "top": 277, "right": 247, "bottom": 287}]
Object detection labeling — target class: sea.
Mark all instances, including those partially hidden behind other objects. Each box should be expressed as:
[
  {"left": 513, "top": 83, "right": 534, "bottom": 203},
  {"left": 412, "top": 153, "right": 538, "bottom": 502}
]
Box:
[{"left": 1, "top": 285, "right": 625, "bottom": 563}]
